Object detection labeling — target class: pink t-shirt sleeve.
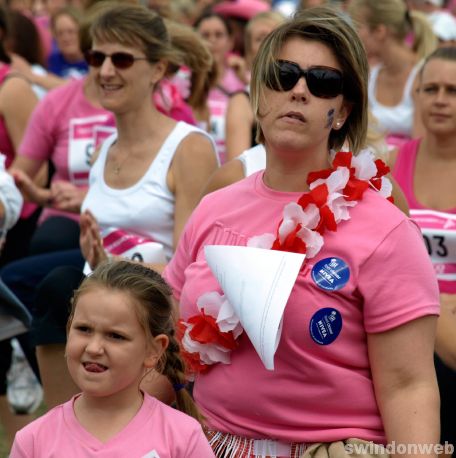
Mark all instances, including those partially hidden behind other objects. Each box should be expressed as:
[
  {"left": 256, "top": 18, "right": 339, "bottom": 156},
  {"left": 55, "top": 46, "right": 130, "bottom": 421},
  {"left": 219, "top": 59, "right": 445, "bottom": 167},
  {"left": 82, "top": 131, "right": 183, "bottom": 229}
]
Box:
[
  {"left": 19, "top": 93, "right": 56, "bottom": 161},
  {"left": 360, "top": 218, "right": 440, "bottom": 333},
  {"left": 10, "top": 433, "right": 32, "bottom": 458},
  {"left": 185, "top": 428, "right": 216, "bottom": 457}
]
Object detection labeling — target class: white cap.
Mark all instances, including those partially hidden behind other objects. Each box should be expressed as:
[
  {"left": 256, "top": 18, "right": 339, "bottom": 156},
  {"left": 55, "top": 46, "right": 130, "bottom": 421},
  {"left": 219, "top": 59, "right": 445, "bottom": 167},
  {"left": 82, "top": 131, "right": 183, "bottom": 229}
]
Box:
[
  {"left": 0, "top": 154, "right": 23, "bottom": 238},
  {"left": 426, "top": 0, "right": 444, "bottom": 6},
  {"left": 430, "top": 11, "right": 456, "bottom": 41}
]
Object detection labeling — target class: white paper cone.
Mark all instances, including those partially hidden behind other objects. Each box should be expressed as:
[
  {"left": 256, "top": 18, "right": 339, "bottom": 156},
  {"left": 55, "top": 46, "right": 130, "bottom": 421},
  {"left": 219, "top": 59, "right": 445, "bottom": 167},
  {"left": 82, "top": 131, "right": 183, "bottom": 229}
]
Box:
[{"left": 204, "top": 245, "right": 305, "bottom": 370}]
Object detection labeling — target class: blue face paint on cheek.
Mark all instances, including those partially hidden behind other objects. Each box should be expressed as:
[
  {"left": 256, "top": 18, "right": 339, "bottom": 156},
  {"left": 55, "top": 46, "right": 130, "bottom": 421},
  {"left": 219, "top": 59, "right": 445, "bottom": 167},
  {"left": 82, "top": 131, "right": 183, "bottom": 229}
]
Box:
[{"left": 325, "top": 108, "right": 335, "bottom": 129}]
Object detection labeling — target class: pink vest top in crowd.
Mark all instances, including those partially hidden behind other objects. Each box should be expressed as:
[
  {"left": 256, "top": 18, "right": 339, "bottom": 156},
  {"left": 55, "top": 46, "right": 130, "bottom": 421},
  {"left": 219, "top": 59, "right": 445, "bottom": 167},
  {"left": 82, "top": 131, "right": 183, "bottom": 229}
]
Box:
[{"left": 393, "top": 138, "right": 456, "bottom": 293}]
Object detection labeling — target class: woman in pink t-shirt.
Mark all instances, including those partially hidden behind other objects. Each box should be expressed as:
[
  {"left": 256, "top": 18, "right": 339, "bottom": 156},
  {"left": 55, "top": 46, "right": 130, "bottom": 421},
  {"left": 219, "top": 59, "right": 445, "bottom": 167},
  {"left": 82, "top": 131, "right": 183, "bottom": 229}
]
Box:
[
  {"left": 10, "top": 260, "right": 215, "bottom": 458},
  {"left": 164, "top": 7, "right": 440, "bottom": 457}
]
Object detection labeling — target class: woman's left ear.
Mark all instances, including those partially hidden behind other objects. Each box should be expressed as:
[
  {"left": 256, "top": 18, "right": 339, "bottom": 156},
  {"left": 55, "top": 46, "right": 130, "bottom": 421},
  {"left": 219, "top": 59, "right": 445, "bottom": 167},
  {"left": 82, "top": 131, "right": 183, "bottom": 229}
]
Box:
[
  {"left": 334, "top": 101, "right": 353, "bottom": 130},
  {"left": 144, "top": 334, "right": 169, "bottom": 368},
  {"left": 151, "top": 59, "right": 168, "bottom": 86}
]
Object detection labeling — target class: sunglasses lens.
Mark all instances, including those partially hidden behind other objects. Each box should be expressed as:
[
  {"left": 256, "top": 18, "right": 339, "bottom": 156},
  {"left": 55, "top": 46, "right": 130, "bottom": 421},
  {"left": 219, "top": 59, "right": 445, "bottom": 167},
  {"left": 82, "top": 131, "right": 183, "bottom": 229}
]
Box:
[
  {"left": 307, "top": 68, "right": 343, "bottom": 98},
  {"left": 267, "top": 61, "right": 343, "bottom": 98},
  {"left": 277, "top": 62, "right": 301, "bottom": 91},
  {"left": 111, "top": 53, "right": 135, "bottom": 69},
  {"left": 85, "top": 50, "right": 105, "bottom": 67},
  {"left": 85, "top": 51, "right": 136, "bottom": 69},
  {"left": 266, "top": 61, "right": 299, "bottom": 91}
]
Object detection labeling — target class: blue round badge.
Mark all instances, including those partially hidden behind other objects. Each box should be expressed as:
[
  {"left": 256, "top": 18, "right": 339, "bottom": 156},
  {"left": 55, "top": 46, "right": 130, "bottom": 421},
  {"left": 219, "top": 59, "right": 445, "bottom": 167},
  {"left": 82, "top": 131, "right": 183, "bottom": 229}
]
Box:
[
  {"left": 311, "top": 257, "right": 350, "bottom": 291},
  {"left": 309, "top": 308, "right": 342, "bottom": 345}
]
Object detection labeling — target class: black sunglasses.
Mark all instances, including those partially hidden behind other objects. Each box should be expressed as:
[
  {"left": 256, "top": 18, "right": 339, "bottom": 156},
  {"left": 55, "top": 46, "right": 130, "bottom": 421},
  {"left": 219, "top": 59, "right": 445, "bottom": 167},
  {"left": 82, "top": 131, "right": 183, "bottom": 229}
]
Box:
[
  {"left": 85, "top": 50, "right": 148, "bottom": 69},
  {"left": 266, "top": 60, "right": 344, "bottom": 98}
]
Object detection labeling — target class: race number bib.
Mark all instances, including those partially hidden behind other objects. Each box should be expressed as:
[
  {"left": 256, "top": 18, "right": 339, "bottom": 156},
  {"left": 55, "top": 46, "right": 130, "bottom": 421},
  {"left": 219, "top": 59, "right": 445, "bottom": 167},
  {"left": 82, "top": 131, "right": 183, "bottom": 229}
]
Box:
[
  {"left": 93, "top": 125, "right": 117, "bottom": 150},
  {"left": 83, "top": 228, "right": 166, "bottom": 275},
  {"left": 68, "top": 115, "right": 115, "bottom": 185},
  {"left": 410, "top": 209, "right": 456, "bottom": 282},
  {"left": 101, "top": 228, "right": 167, "bottom": 264},
  {"left": 208, "top": 99, "right": 227, "bottom": 164}
]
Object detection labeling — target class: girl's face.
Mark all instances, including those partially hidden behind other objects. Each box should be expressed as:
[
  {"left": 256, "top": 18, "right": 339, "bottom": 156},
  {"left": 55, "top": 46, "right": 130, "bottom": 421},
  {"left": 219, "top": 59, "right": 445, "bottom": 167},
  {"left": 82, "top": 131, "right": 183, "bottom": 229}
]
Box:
[
  {"left": 419, "top": 58, "right": 456, "bottom": 136},
  {"left": 197, "top": 16, "right": 233, "bottom": 63},
  {"left": 258, "top": 37, "right": 350, "bottom": 161},
  {"left": 53, "top": 14, "right": 81, "bottom": 60},
  {"left": 66, "top": 287, "right": 165, "bottom": 402},
  {"left": 90, "top": 40, "right": 166, "bottom": 114}
]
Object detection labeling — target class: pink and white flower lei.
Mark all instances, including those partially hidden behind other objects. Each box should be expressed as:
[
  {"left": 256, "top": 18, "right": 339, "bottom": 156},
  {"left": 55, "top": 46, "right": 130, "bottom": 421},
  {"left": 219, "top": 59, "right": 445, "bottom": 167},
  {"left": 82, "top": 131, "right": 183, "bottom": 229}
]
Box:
[{"left": 178, "top": 150, "right": 393, "bottom": 373}]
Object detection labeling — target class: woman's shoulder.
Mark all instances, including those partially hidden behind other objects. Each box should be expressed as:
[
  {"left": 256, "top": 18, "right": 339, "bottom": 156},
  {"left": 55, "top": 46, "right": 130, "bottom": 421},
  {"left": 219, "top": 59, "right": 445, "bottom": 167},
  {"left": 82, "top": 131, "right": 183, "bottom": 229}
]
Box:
[
  {"left": 39, "top": 78, "right": 81, "bottom": 106},
  {"left": 187, "top": 173, "right": 259, "bottom": 230},
  {"left": 355, "top": 188, "right": 409, "bottom": 232},
  {"left": 200, "top": 172, "right": 258, "bottom": 203},
  {"left": 172, "top": 122, "right": 218, "bottom": 161}
]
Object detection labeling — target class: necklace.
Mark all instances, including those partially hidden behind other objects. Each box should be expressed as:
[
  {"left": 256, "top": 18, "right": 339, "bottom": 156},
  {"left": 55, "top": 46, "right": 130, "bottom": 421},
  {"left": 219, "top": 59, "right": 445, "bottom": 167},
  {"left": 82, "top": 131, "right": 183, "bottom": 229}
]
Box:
[
  {"left": 110, "top": 149, "right": 130, "bottom": 175},
  {"left": 178, "top": 150, "right": 393, "bottom": 373}
]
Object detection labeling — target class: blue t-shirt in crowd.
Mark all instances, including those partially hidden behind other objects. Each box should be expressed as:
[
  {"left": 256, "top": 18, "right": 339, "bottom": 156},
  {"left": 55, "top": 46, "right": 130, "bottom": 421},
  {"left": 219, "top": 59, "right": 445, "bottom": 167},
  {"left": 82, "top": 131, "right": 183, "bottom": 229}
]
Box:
[{"left": 47, "top": 52, "right": 88, "bottom": 79}]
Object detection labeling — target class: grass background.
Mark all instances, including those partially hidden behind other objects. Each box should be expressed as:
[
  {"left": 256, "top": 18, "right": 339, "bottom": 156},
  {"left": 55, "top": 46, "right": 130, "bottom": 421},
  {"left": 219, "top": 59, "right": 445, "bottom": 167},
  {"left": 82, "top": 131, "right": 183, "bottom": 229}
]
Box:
[
  {"left": 0, "top": 422, "right": 9, "bottom": 458},
  {"left": 0, "top": 404, "right": 46, "bottom": 457}
]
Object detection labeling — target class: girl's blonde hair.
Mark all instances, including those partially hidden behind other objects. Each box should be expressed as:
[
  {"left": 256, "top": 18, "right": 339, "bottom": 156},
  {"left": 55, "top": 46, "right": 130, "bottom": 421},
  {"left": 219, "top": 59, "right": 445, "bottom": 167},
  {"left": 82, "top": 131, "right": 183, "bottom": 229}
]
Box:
[
  {"left": 68, "top": 260, "right": 204, "bottom": 423},
  {"left": 349, "top": 0, "right": 437, "bottom": 59},
  {"left": 251, "top": 6, "right": 369, "bottom": 153}
]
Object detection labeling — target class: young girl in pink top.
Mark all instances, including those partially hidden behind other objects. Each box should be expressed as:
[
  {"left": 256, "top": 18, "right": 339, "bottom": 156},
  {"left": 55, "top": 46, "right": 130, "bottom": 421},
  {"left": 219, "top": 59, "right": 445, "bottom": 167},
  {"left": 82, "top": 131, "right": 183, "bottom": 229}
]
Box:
[{"left": 10, "top": 260, "right": 215, "bottom": 458}]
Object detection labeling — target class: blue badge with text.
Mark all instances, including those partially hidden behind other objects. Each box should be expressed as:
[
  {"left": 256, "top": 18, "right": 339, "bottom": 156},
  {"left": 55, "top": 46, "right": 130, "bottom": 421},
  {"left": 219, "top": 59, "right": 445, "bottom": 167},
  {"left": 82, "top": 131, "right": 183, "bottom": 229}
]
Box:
[
  {"left": 311, "top": 257, "right": 350, "bottom": 291},
  {"left": 309, "top": 308, "right": 342, "bottom": 345}
]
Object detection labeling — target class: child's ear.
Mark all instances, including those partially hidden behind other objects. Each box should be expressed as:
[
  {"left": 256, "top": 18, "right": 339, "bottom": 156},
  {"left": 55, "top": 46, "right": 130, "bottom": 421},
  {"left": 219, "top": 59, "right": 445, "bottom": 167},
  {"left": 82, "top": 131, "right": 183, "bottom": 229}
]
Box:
[{"left": 144, "top": 334, "right": 169, "bottom": 368}]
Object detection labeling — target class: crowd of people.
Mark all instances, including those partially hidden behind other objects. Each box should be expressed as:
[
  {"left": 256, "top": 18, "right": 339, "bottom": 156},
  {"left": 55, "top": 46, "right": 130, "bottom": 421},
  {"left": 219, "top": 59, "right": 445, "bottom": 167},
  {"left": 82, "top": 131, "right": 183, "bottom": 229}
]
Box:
[{"left": 0, "top": 0, "right": 455, "bottom": 456}]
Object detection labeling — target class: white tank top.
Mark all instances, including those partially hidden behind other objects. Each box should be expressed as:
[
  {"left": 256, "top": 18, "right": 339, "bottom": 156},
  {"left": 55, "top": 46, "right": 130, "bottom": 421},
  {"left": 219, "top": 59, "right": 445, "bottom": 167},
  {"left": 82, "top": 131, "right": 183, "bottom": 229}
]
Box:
[
  {"left": 368, "top": 64, "right": 421, "bottom": 137},
  {"left": 82, "top": 121, "right": 214, "bottom": 262},
  {"left": 237, "top": 144, "right": 266, "bottom": 177}
]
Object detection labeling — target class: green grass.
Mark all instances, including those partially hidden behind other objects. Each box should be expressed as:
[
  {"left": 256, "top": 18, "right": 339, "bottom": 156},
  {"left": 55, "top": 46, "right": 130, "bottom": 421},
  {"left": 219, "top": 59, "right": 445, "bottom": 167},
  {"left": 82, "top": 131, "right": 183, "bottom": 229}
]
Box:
[
  {"left": 0, "top": 403, "right": 47, "bottom": 458},
  {"left": 0, "top": 420, "right": 10, "bottom": 458}
]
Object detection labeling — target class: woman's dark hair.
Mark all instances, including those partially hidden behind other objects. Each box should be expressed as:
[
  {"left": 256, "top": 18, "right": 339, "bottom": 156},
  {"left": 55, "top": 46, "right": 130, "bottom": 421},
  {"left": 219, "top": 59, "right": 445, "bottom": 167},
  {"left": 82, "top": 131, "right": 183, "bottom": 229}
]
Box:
[
  {"left": 0, "top": 6, "right": 11, "bottom": 64},
  {"left": 194, "top": 9, "right": 233, "bottom": 36},
  {"left": 8, "top": 10, "right": 45, "bottom": 66}
]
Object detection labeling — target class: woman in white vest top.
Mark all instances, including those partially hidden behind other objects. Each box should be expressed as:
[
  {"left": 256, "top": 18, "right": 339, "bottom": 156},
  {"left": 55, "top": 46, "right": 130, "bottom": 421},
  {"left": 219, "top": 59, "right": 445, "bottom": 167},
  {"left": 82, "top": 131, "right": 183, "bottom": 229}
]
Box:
[
  {"left": 348, "top": 0, "right": 437, "bottom": 149},
  {"left": 28, "top": 4, "right": 219, "bottom": 410}
]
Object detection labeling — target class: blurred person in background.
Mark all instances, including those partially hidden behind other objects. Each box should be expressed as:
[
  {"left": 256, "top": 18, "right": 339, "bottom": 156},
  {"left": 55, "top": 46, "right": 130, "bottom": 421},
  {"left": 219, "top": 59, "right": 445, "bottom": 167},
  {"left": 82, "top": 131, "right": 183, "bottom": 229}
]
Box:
[
  {"left": 391, "top": 46, "right": 456, "bottom": 455},
  {"left": 225, "top": 10, "right": 285, "bottom": 160},
  {"left": 408, "top": 0, "right": 456, "bottom": 46},
  {"left": 47, "top": 6, "right": 88, "bottom": 78},
  {"left": 213, "top": 0, "right": 270, "bottom": 56},
  {"left": 0, "top": 5, "right": 114, "bottom": 445},
  {"left": 349, "top": 0, "right": 437, "bottom": 148},
  {"left": 195, "top": 10, "right": 244, "bottom": 162},
  {"left": 7, "top": 9, "right": 48, "bottom": 99},
  {"left": 0, "top": 4, "right": 40, "bottom": 448}
]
